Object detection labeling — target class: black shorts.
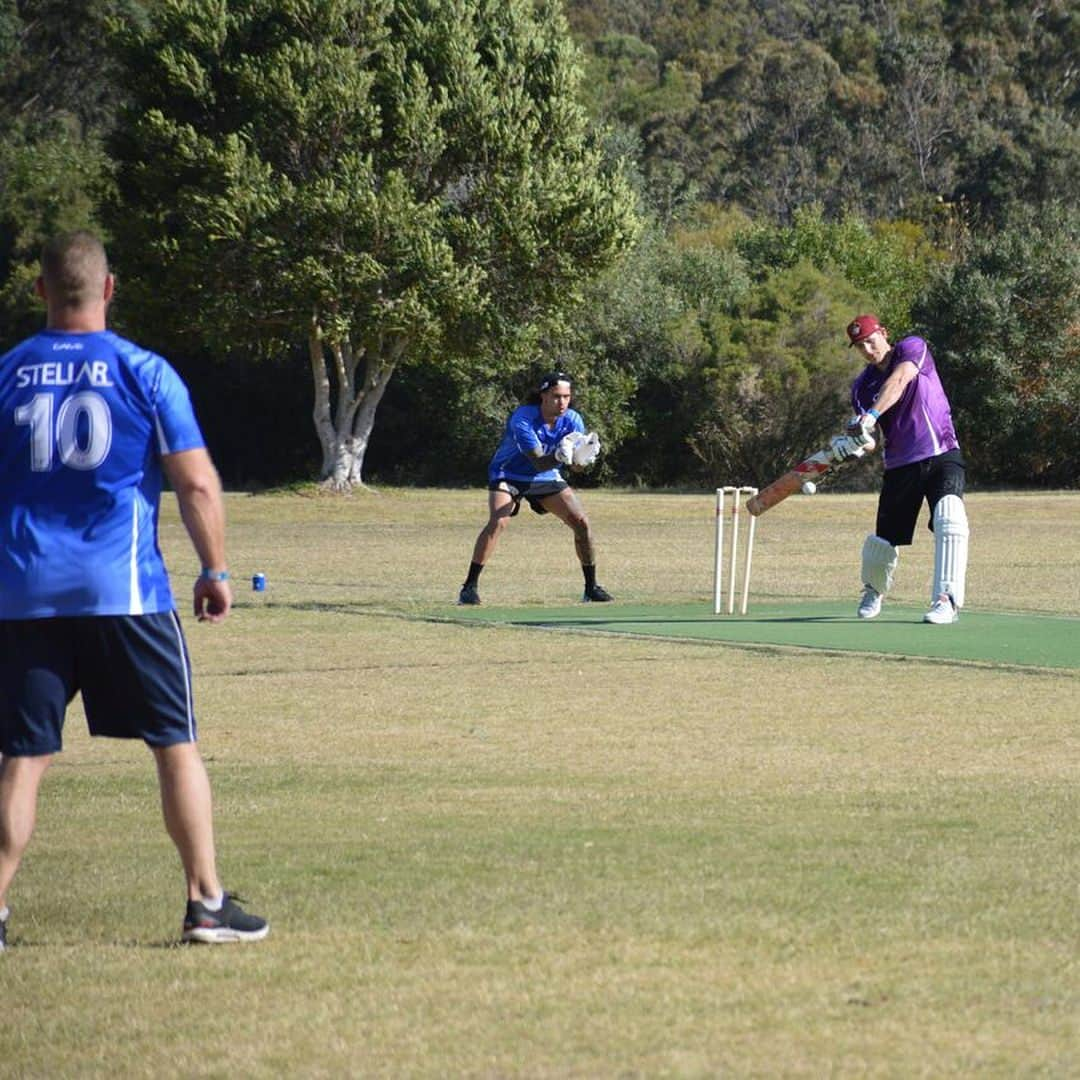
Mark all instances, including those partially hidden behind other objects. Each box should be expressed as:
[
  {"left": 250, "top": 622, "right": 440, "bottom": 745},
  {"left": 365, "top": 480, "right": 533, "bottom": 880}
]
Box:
[
  {"left": 489, "top": 478, "right": 569, "bottom": 516},
  {"left": 876, "top": 450, "right": 966, "bottom": 546},
  {"left": 0, "top": 612, "right": 197, "bottom": 756}
]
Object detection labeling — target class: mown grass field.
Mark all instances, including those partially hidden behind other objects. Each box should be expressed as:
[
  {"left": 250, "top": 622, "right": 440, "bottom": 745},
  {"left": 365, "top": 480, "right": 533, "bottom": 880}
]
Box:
[{"left": 2, "top": 489, "right": 1077, "bottom": 1077}]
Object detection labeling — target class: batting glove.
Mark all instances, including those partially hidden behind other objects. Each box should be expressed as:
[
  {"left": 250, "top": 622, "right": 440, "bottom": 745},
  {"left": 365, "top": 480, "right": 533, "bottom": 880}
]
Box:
[
  {"left": 830, "top": 434, "right": 864, "bottom": 462},
  {"left": 846, "top": 411, "right": 878, "bottom": 440}
]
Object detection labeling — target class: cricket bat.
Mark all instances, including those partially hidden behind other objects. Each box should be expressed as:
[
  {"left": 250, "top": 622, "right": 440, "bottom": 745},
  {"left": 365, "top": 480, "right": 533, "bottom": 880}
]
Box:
[{"left": 746, "top": 435, "right": 875, "bottom": 517}]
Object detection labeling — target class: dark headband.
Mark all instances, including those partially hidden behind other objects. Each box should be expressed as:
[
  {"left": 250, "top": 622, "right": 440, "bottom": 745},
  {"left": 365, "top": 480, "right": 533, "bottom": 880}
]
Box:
[{"left": 538, "top": 371, "right": 572, "bottom": 392}]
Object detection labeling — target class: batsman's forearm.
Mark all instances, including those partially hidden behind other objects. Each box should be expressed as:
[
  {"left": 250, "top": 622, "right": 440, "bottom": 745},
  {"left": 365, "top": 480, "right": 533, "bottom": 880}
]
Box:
[{"left": 870, "top": 361, "right": 918, "bottom": 415}]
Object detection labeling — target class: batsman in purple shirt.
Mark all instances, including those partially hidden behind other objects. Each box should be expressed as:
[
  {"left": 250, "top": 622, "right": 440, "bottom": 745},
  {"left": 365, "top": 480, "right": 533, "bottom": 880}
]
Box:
[{"left": 841, "top": 314, "right": 968, "bottom": 625}]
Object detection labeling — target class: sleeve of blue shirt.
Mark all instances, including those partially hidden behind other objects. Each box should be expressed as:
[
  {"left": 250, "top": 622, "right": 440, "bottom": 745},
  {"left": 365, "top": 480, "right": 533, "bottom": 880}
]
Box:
[{"left": 151, "top": 357, "right": 206, "bottom": 455}]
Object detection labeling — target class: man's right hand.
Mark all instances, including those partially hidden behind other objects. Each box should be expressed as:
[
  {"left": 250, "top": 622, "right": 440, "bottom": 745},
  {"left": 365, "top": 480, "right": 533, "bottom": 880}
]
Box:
[
  {"left": 830, "top": 434, "right": 871, "bottom": 463},
  {"left": 554, "top": 433, "right": 579, "bottom": 464}
]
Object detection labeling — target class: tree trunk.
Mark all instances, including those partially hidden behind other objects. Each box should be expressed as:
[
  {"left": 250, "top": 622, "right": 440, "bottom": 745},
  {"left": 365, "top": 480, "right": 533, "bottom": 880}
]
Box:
[{"left": 308, "top": 317, "right": 401, "bottom": 491}]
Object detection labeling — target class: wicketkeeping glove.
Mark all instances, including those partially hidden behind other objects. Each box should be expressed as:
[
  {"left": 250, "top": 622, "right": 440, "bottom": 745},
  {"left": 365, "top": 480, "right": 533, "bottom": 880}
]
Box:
[
  {"left": 572, "top": 431, "right": 601, "bottom": 467},
  {"left": 555, "top": 433, "right": 580, "bottom": 464}
]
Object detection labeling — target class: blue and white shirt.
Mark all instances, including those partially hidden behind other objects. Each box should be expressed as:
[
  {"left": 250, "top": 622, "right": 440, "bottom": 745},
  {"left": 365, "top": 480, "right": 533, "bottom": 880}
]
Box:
[
  {"left": 488, "top": 404, "right": 586, "bottom": 484},
  {"left": 0, "top": 329, "right": 205, "bottom": 618}
]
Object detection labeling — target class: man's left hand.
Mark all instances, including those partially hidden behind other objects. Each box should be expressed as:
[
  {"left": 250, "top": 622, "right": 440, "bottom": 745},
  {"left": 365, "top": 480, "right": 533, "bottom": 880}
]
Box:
[{"left": 572, "top": 431, "right": 601, "bottom": 467}]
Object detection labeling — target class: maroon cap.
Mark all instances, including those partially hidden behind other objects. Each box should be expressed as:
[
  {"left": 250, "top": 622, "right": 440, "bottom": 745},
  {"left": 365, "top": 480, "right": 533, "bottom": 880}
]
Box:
[{"left": 847, "top": 314, "right": 884, "bottom": 346}]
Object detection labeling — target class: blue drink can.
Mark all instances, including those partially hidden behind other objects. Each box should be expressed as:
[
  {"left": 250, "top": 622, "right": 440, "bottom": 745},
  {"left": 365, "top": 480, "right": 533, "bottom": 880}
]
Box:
[{"left": 252, "top": 573, "right": 266, "bottom": 592}]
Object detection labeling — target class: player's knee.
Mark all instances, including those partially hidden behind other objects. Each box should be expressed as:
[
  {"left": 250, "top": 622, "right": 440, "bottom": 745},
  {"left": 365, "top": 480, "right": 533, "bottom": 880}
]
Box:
[{"left": 933, "top": 494, "right": 968, "bottom": 536}]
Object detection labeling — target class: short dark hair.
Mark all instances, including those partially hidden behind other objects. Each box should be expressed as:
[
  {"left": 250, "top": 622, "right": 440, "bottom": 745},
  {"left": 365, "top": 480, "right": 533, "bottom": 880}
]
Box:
[{"left": 40, "top": 231, "right": 109, "bottom": 309}]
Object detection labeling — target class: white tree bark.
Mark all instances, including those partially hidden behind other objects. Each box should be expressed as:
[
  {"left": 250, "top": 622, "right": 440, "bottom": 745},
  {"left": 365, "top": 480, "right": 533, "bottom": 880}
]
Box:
[{"left": 309, "top": 315, "right": 401, "bottom": 491}]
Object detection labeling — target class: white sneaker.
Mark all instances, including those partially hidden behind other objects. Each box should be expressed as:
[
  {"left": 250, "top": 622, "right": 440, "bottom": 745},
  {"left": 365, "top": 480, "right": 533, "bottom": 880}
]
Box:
[
  {"left": 857, "top": 586, "right": 882, "bottom": 619},
  {"left": 923, "top": 593, "right": 959, "bottom": 625}
]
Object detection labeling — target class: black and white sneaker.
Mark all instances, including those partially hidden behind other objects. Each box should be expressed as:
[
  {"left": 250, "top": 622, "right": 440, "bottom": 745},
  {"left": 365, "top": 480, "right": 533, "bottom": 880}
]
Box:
[
  {"left": 582, "top": 584, "right": 613, "bottom": 602},
  {"left": 182, "top": 893, "right": 269, "bottom": 944},
  {"left": 458, "top": 583, "right": 481, "bottom": 605},
  {"left": 0, "top": 907, "right": 8, "bottom": 952}
]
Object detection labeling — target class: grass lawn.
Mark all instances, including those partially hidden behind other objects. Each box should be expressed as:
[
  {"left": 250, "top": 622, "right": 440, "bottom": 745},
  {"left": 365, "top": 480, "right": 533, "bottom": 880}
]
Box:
[{"left": 2, "top": 489, "right": 1077, "bottom": 1077}]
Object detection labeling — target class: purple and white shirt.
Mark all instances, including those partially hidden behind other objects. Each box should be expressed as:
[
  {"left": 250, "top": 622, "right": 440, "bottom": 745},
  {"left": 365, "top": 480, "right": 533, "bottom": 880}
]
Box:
[{"left": 851, "top": 335, "right": 959, "bottom": 469}]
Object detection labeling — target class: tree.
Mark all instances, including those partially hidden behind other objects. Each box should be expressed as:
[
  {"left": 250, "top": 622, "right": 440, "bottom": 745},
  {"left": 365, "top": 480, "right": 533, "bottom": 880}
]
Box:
[
  {"left": 685, "top": 259, "right": 867, "bottom": 489},
  {"left": 914, "top": 203, "right": 1080, "bottom": 487},
  {"left": 107, "top": 0, "right": 639, "bottom": 489},
  {"left": 879, "top": 32, "right": 962, "bottom": 200},
  {"left": 0, "top": 0, "right": 135, "bottom": 339}
]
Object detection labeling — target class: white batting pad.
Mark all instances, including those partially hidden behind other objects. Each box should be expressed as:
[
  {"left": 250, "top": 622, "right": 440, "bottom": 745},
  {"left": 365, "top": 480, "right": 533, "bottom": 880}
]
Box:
[
  {"left": 931, "top": 494, "right": 969, "bottom": 608},
  {"left": 861, "top": 534, "right": 899, "bottom": 595}
]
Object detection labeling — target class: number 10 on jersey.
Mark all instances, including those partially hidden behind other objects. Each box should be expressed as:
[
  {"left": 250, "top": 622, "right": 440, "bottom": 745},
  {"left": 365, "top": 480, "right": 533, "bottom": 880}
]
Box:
[{"left": 15, "top": 391, "right": 112, "bottom": 471}]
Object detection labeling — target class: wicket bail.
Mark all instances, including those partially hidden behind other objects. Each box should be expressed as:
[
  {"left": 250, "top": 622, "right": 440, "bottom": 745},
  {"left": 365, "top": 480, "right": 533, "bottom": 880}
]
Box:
[{"left": 713, "top": 486, "right": 758, "bottom": 615}]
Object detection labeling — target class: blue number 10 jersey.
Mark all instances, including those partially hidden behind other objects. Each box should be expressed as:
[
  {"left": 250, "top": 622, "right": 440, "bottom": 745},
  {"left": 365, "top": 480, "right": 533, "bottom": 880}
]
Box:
[{"left": 0, "top": 329, "right": 206, "bottom": 618}]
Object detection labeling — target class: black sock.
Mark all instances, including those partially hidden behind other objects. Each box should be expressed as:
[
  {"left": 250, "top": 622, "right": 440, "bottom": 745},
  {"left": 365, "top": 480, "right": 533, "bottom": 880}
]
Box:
[
  {"left": 464, "top": 562, "right": 484, "bottom": 587},
  {"left": 582, "top": 564, "right": 597, "bottom": 591}
]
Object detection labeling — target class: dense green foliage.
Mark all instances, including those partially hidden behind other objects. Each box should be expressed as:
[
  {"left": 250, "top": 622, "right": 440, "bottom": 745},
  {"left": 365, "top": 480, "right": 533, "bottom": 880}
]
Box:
[
  {"left": 105, "top": 0, "right": 638, "bottom": 488},
  {"left": 1, "top": 0, "right": 1077, "bottom": 489},
  {"left": 914, "top": 203, "right": 1080, "bottom": 488},
  {"left": 566, "top": 0, "right": 1080, "bottom": 225},
  {"left": 0, "top": 0, "right": 133, "bottom": 335}
]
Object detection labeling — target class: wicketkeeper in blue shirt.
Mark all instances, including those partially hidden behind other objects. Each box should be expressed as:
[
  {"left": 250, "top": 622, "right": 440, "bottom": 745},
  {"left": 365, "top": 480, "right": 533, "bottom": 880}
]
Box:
[
  {"left": 0, "top": 232, "right": 267, "bottom": 949},
  {"left": 458, "top": 372, "right": 612, "bottom": 605}
]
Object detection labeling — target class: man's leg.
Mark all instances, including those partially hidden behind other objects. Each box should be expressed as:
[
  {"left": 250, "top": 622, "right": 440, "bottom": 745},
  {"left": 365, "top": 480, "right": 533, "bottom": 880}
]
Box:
[
  {"left": 0, "top": 753, "right": 53, "bottom": 912},
  {"left": 461, "top": 489, "right": 517, "bottom": 603},
  {"left": 858, "top": 536, "right": 899, "bottom": 619},
  {"left": 152, "top": 741, "right": 222, "bottom": 902},
  {"left": 540, "top": 489, "right": 612, "bottom": 601},
  {"left": 541, "top": 487, "right": 595, "bottom": 562},
  {"left": 924, "top": 455, "right": 968, "bottom": 623},
  {"left": 859, "top": 464, "right": 921, "bottom": 618},
  {"left": 154, "top": 741, "right": 269, "bottom": 943},
  {"left": 469, "top": 489, "right": 517, "bottom": 565}
]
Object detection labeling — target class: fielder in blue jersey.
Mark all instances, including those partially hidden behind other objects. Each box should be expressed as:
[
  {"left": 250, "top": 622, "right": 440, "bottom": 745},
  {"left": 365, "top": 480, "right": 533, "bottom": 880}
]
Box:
[
  {"left": 458, "top": 372, "right": 612, "bottom": 605},
  {"left": 0, "top": 232, "right": 267, "bottom": 950},
  {"left": 842, "top": 314, "right": 969, "bottom": 626}
]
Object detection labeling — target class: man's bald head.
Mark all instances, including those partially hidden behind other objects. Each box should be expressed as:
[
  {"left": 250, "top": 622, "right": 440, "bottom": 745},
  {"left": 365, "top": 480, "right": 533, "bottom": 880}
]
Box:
[{"left": 40, "top": 231, "right": 110, "bottom": 310}]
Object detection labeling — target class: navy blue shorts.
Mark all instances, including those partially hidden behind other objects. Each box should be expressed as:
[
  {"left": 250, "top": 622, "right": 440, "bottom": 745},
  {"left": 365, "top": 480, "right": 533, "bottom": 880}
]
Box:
[
  {"left": 876, "top": 450, "right": 966, "bottom": 546},
  {"left": 0, "top": 613, "right": 197, "bottom": 756},
  {"left": 489, "top": 478, "right": 569, "bottom": 516}
]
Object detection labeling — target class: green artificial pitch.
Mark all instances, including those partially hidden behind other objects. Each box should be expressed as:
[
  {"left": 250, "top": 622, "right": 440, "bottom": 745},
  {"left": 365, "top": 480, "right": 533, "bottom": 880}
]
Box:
[{"left": 447, "top": 600, "right": 1079, "bottom": 671}]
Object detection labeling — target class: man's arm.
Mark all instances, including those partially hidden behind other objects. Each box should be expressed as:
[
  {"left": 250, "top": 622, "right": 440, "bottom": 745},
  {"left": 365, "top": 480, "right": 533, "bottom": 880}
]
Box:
[
  {"left": 527, "top": 446, "right": 561, "bottom": 471},
  {"left": 849, "top": 359, "right": 919, "bottom": 435},
  {"left": 870, "top": 359, "right": 919, "bottom": 415},
  {"left": 161, "top": 447, "right": 232, "bottom": 623}
]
